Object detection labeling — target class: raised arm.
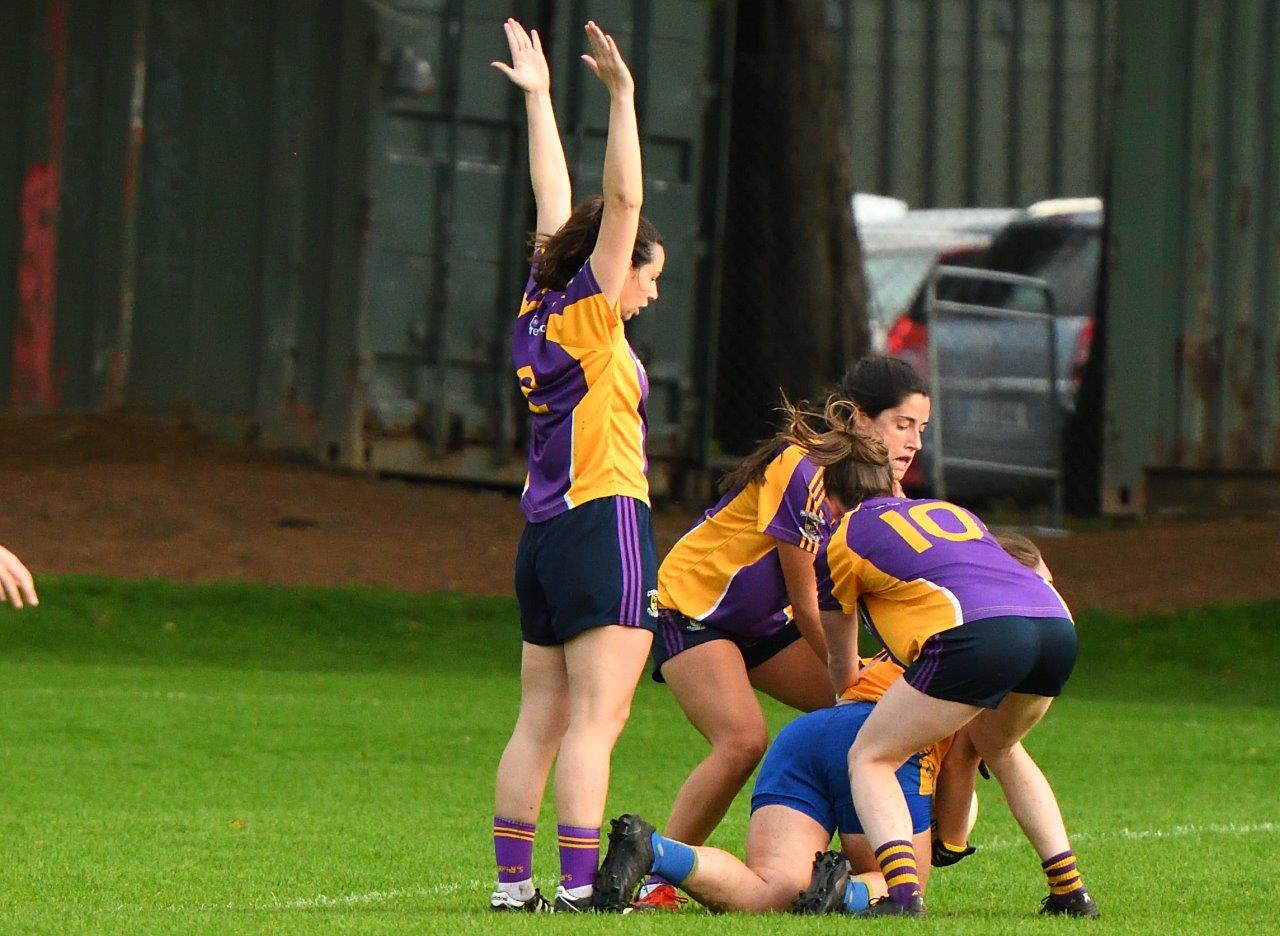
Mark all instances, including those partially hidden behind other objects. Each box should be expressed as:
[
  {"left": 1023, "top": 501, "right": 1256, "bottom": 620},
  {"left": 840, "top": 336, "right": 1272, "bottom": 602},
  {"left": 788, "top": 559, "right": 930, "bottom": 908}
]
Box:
[
  {"left": 581, "top": 21, "right": 641, "bottom": 305},
  {"left": 0, "top": 544, "right": 37, "bottom": 609},
  {"left": 492, "top": 18, "right": 571, "bottom": 237}
]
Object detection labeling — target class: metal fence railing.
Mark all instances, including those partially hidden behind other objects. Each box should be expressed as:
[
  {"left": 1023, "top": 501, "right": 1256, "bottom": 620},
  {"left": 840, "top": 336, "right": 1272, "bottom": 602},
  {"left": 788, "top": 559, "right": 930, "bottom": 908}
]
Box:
[{"left": 924, "top": 266, "right": 1065, "bottom": 528}]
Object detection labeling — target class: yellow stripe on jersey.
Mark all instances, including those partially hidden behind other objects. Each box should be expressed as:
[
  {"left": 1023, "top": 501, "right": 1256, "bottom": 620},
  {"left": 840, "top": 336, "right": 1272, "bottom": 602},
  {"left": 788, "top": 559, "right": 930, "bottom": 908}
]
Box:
[
  {"left": 823, "top": 533, "right": 964, "bottom": 666},
  {"left": 657, "top": 445, "right": 823, "bottom": 621}
]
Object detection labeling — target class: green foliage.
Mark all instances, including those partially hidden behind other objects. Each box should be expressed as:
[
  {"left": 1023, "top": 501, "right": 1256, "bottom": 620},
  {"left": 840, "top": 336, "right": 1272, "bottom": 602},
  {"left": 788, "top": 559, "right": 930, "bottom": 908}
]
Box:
[{"left": 0, "top": 577, "right": 1276, "bottom": 933}]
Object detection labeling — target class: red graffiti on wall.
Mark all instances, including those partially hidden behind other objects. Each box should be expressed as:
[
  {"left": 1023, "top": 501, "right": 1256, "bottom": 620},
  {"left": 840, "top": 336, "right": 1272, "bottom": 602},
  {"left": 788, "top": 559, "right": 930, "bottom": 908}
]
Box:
[
  {"left": 11, "top": 0, "right": 67, "bottom": 408},
  {"left": 12, "top": 166, "right": 61, "bottom": 408}
]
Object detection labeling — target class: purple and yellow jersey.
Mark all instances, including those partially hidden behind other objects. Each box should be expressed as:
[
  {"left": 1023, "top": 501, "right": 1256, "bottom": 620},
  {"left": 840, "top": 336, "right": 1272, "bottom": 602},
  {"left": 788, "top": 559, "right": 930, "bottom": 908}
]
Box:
[
  {"left": 841, "top": 650, "right": 904, "bottom": 705},
  {"left": 817, "top": 496, "right": 1071, "bottom": 667},
  {"left": 657, "top": 444, "right": 832, "bottom": 640},
  {"left": 512, "top": 260, "right": 649, "bottom": 523}
]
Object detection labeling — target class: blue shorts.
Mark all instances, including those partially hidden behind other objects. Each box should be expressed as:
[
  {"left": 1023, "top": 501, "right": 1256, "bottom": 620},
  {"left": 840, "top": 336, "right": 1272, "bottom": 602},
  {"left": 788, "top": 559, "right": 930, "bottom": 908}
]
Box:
[
  {"left": 650, "top": 609, "right": 802, "bottom": 683},
  {"left": 751, "top": 702, "right": 932, "bottom": 836},
  {"left": 515, "top": 496, "right": 659, "bottom": 645}
]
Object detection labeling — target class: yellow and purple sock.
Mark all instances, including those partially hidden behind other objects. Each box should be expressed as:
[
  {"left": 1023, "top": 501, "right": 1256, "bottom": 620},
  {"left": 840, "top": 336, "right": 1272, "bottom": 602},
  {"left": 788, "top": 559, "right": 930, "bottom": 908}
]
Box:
[
  {"left": 557, "top": 824, "right": 600, "bottom": 893},
  {"left": 493, "top": 816, "right": 536, "bottom": 890},
  {"left": 1043, "top": 849, "right": 1085, "bottom": 905},
  {"left": 874, "top": 839, "right": 921, "bottom": 907}
]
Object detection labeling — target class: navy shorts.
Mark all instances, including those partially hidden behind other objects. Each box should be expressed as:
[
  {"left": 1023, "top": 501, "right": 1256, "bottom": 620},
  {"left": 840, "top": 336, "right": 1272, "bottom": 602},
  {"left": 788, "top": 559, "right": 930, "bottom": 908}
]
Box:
[
  {"left": 905, "top": 615, "right": 1078, "bottom": 709},
  {"left": 515, "top": 496, "right": 659, "bottom": 646},
  {"left": 752, "top": 702, "right": 932, "bottom": 836},
  {"left": 650, "top": 609, "right": 802, "bottom": 683}
]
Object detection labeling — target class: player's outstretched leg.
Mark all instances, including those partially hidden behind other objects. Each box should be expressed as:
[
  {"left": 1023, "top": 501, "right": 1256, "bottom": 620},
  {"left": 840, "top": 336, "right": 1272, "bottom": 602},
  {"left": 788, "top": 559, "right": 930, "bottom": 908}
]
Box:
[
  {"left": 593, "top": 814, "right": 658, "bottom": 910},
  {"left": 969, "top": 691, "right": 1098, "bottom": 919}
]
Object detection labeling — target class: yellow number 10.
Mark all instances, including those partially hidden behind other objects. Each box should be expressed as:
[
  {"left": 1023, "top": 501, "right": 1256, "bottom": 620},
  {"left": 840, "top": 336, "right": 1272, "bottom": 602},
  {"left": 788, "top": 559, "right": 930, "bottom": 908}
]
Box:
[{"left": 879, "top": 503, "right": 984, "bottom": 554}]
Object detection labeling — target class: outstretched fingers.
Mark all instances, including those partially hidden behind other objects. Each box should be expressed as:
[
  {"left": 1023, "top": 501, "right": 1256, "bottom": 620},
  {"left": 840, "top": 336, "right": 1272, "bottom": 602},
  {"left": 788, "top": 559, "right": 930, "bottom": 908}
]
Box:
[{"left": 580, "top": 20, "right": 632, "bottom": 93}]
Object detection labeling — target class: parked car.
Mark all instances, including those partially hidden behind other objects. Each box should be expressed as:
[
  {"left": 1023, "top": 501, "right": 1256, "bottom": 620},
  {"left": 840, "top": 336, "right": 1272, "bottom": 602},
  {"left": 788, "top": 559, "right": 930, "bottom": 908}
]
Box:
[
  {"left": 883, "top": 197, "right": 1104, "bottom": 506},
  {"left": 857, "top": 204, "right": 1025, "bottom": 352}
]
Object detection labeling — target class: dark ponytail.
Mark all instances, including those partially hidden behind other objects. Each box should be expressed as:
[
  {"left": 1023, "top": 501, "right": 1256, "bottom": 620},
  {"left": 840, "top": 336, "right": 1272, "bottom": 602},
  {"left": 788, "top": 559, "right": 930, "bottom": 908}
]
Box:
[{"left": 531, "top": 196, "right": 662, "bottom": 291}]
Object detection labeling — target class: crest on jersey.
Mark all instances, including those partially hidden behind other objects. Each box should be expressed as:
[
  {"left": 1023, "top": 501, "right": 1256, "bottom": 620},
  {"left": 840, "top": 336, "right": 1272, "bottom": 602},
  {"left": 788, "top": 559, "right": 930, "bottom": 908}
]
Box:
[
  {"left": 647, "top": 590, "right": 660, "bottom": 618},
  {"left": 800, "top": 509, "right": 824, "bottom": 547}
]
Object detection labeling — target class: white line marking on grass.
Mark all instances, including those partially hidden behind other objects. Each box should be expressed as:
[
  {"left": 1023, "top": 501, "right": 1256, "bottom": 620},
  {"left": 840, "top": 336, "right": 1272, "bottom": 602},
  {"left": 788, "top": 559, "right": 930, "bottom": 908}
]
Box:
[
  {"left": 980, "top": 821, "right": 1280, "bottom": 852},
  {"left": 141, "top": 824, "right": 1280, "bottom": 914},
  {"left": 266, "top": 879, "right": 486, "bottom": 911},
  {"left": 265, "top": 825, "right": 1280, "bottom": 911}
]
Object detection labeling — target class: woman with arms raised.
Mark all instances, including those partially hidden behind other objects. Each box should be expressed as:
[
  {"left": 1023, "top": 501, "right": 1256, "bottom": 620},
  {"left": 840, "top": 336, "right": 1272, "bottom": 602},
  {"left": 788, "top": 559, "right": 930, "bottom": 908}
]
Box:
[{"left": 488, "top": 18, "right": 665, "bottom": 914}]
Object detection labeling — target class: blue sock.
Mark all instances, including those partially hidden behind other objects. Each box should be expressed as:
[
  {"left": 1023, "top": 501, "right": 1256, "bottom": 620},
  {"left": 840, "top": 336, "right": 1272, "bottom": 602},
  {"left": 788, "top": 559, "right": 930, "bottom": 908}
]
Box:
[
  {"left": 648, "top": 832, "right": 697, "bottom": 885},
  {"left": 842, "top": 878, "right": 871, "bottom": 913}
]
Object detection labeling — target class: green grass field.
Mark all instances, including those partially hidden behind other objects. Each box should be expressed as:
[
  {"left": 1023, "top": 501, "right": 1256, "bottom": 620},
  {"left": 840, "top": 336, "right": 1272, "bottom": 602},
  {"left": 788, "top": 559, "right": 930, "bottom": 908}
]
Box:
[{"left": 0, "top": 576, "right": 1276, "bottom": 934}]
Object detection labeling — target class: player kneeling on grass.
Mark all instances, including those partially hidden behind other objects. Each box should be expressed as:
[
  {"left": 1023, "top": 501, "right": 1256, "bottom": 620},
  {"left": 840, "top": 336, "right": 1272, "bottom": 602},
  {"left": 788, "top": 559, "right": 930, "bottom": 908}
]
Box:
[
  {"left": 591, "top": 686, "right": 942, "bottom": 916},
  {"left": 591, "top": 662, "right": 951, "bottom": 915},
  {"left": 0, "top": 545, "right": 37, "bottom": 610}
]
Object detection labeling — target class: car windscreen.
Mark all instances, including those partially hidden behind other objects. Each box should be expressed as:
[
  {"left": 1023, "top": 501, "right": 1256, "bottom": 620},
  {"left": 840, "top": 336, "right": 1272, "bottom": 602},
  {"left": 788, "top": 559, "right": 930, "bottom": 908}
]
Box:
[
  {"left": 863, "top": 253, "right": 934, "bottom": 326},
  {"left": 939, "top": 222, "right": 1101, "bottom": 318}
]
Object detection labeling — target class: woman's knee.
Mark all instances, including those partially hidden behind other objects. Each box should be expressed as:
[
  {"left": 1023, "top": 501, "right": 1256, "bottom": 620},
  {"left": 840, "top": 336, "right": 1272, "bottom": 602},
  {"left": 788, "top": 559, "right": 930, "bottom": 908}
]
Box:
[
  {"left": 566, "top": 694, "right": 635, "bottom": 741},
  {"left": 709, "top": 726, "right": 769, "bottom": 776},
  {"left": 510, "top": 703, "right": 569, "bottom": 752}
]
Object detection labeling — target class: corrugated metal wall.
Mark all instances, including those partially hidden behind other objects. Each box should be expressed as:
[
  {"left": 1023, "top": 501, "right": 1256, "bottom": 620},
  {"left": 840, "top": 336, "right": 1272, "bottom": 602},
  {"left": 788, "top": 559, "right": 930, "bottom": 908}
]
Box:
[
  {"left": 1104, "top": 0, "right": 1280, "bottom": 513},
  {"left": 833, "top": 0, "right": 1116, "bottom": 208},
  {"left": 0, "top": 0, "right": 733, "bottom": 492},
  {"left": 349, "top": 0, "right": 733, "bottom": 488}
]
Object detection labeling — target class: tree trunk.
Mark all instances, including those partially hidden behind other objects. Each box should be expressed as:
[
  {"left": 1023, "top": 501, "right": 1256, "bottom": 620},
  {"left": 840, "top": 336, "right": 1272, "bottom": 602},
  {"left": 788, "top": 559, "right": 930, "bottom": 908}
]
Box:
[{"left": 714, "top": 0, "right": 869, "bottom": 455}]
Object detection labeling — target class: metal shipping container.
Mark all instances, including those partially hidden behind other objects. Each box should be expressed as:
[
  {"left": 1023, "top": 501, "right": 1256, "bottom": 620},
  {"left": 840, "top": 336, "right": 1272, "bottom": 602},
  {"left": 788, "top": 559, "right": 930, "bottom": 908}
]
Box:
[
  {"left": 831, "top": 0, "right": 1116, "bottom": 208},
  {"left": 1103, "top": 0, "right": 1280, "bottom": 514},
  {"left": 0, "top": 0, "right": 733, "bottom": 497}
]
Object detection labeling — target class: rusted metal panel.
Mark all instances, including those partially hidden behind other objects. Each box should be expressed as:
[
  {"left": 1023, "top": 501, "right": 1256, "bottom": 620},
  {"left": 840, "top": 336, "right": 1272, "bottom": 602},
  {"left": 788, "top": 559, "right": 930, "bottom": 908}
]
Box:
[
  {"left": 2, "top": 0, "right": 729, "bottom": 491},
  {"left": 1103, "top": 0, "right": 1280, "bottom": 513}
]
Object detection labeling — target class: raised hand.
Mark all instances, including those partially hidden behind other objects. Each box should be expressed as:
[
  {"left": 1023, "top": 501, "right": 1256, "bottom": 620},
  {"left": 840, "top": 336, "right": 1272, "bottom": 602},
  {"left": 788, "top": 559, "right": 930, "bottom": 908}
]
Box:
[
  {"left": 581, "top": 20, "right": 634, "bottom": 97},
  {"left": 491, "top": 18, "right": 550, "bottom": 94}
]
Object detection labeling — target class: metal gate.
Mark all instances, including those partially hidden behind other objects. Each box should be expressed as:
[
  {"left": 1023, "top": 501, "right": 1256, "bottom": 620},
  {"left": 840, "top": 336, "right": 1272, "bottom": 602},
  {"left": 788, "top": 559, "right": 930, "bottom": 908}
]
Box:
[{"left": 923, "top": 265, "right": 1064, "bottom": 525}]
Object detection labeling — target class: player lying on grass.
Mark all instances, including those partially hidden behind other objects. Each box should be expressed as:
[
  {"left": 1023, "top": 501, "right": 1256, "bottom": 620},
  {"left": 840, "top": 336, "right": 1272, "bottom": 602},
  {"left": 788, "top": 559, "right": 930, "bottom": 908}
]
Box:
[
  {"left": 590, "top": 534, "right": 1048, "bottom": 914},
  {"left": 820, "top": 432, "right": 1097, "bottom": 918},
  {"left": 637, "top": 357, "right": 929, "bottom": 910},
  {"left": 0, "top": 544, "right": 37, "bottom": 609}
]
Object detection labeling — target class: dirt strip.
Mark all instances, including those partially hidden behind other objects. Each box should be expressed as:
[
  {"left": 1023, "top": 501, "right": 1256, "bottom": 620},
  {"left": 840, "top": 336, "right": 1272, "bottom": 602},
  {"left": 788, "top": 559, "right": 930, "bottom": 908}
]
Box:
[{"left": 0, "top": 416, "right": 1275, "bottom": 616}]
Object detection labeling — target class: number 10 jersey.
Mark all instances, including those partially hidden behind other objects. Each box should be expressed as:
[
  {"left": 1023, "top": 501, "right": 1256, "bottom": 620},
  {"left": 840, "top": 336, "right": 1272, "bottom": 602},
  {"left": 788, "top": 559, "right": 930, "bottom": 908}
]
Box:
[{"left": 816, "top": 496, "right": 1072, "bottom": 668}]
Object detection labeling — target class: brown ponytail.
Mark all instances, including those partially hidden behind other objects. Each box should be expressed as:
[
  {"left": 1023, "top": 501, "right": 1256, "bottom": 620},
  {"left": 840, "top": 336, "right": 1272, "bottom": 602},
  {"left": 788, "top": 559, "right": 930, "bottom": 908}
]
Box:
[
  {"left": 718, "top": 395, "right": 896, "bottom": 507},
  {"left": 531, "top": 196, "right": 662, "bottom": 291}
]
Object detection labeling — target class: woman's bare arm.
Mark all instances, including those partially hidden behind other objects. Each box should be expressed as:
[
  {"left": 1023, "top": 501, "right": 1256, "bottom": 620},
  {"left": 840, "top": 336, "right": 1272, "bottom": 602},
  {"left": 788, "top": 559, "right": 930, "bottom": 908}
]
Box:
[{"left": 492, "top": 18, "right": 571, "bottom": 236}]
